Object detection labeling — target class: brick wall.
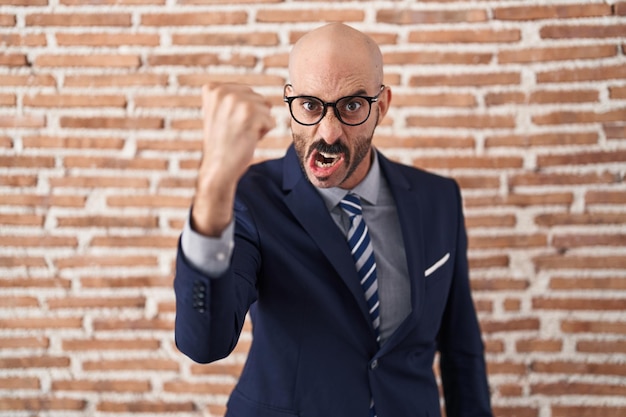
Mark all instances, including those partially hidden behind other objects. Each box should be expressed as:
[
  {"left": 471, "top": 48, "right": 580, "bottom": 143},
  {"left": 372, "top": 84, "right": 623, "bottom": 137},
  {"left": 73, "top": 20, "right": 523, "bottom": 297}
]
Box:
[{"left": 1, "top": 0, "right": 625, "bottom": 416}]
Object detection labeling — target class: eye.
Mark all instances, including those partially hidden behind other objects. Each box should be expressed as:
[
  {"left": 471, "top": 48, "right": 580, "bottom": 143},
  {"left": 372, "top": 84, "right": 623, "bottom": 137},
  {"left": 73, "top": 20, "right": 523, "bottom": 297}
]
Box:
[
  {"left": 301, "top": 100, "right": 322, "bottom": 113},
  {"left": 342, "top": 99, "right": 363, "bottom": 113}
]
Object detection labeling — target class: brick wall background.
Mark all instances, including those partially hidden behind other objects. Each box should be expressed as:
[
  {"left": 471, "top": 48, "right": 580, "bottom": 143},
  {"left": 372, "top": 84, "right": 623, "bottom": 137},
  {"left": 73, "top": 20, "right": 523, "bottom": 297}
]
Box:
[{"left": 1, "top": 0, "right": 625, "bottom": 416}]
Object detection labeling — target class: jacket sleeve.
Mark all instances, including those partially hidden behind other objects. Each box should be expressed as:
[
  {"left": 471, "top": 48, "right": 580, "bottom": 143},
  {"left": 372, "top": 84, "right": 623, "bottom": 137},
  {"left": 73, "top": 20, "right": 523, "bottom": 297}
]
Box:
[
  {"left": 437, "top": 181, "right": 493, "bottom": 417},
  {"left": 173, "top": 198, "right": 260, "bottom": 364}
]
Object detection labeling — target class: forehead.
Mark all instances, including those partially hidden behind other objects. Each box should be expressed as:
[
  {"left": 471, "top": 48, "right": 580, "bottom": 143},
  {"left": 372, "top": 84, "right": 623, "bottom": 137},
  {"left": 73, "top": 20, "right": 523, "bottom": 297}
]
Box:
[{"left": 290, "top": 71, "right": 374, "bottom": 100}]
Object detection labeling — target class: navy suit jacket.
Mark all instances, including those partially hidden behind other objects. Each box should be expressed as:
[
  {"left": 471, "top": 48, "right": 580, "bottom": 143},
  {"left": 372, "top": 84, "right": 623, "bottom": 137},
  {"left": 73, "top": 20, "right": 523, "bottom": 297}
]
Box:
[{"left": 174, "top": 145, "right": 493, "bottom": 417}]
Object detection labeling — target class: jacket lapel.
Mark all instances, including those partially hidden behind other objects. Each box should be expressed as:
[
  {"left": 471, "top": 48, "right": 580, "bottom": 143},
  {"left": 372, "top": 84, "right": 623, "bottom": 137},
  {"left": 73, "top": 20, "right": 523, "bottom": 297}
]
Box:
[{"left": 281, "top": 146, "right": 373, "bottom": 328}]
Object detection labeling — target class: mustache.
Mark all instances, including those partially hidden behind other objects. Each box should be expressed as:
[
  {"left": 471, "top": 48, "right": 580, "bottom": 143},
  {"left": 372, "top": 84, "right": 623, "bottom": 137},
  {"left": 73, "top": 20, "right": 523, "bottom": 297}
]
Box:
[{"left": 306, "top": 139, "right": 350, "bottom": 158}]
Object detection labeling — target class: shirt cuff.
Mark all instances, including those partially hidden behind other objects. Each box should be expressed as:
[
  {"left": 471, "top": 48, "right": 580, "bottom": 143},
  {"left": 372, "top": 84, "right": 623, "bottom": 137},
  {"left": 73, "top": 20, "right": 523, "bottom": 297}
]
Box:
[{"left": 181, "top": 215, "right": 234, "bottom": 276}]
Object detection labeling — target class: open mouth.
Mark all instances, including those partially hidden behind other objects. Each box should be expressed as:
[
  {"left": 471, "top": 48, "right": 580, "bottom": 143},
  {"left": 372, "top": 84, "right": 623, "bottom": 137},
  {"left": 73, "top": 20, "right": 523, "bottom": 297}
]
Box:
[{"left": 315, "top": 151, "right": 341, "bottom": 168}]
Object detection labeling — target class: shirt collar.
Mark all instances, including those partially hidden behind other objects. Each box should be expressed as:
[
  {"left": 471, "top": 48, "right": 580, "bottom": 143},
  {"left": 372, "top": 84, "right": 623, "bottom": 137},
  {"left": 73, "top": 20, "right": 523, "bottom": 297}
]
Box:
[{"left": 316, "top": 149, "right": 381, "bottom": 211}]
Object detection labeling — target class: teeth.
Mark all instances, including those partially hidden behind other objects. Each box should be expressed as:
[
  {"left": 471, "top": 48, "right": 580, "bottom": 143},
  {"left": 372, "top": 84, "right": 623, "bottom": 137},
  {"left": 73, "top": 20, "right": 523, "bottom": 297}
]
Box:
[{"left": 315, "top": 151, "right": 340, "bottom": 168}]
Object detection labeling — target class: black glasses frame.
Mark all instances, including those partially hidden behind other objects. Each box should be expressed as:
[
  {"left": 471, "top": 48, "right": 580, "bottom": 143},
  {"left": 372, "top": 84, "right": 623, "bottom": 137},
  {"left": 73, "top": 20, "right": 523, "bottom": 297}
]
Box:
[{"left": 283, "top": 85, "right": 385, "bottom": 126}]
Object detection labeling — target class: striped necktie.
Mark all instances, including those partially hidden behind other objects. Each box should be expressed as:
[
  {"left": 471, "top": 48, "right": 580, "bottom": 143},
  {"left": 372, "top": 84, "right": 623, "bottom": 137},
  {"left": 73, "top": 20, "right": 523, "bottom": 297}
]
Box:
[
  {"left": 340, "top": 194, "right": 381, "bottom": 417},
  {"left": 339, "top": 193, "right": 381, "bottom": 342}
]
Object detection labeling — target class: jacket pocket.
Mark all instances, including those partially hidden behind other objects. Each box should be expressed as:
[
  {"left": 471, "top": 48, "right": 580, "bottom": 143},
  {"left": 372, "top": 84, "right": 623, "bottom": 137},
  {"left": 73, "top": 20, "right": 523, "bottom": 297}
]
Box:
[{"left": 424, "top": 252, "right": 450, "bottom": 278}]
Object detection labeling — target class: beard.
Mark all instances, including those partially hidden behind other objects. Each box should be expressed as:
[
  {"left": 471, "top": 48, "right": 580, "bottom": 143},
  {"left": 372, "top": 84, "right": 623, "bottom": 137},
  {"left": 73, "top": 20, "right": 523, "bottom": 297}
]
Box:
[{"left": 292, "top": 128, "right": 376, "bottom": 188}]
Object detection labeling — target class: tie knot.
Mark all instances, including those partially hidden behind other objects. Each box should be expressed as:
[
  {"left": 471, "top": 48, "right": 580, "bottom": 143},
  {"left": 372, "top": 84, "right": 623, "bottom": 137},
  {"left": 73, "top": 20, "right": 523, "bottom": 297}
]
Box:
[{"left": 339, "top": 193, "right": 362, "bottom": 217}]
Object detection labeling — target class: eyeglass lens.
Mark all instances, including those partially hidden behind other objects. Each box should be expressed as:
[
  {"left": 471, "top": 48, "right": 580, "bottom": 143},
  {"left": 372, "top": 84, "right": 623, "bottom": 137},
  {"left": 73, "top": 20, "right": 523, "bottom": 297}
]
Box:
[{"left": 290, "top": 96, "right": 372, "bottom": 126}]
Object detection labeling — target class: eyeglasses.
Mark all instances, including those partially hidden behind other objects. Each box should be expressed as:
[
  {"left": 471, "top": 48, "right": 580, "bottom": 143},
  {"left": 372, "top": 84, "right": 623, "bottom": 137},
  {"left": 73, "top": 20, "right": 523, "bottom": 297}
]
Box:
[{"left": 283, "top": 85, "right": 385, "bottom": 126}]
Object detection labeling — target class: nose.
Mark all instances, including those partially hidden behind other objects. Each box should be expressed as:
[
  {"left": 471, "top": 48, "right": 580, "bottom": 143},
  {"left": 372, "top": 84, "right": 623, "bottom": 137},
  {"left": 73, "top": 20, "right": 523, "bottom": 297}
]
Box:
[{"left": 317, "top": 107, "right": 343, "bottom": 144}]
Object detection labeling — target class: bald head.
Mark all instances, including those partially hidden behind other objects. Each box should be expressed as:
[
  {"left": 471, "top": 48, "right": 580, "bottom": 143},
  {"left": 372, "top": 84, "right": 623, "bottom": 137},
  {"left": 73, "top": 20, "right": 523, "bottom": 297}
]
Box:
[{"left": 288, "top": 23, "right": 384, "bottom": 96}]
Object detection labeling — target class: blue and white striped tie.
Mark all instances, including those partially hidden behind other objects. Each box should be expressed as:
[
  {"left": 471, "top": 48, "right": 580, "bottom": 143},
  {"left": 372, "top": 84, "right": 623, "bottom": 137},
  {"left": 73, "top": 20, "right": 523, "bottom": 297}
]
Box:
[
  {"left": 339, "top": 193, "right": 381, "bottom": 340},
  {"left": 340, "top": 194, "right": 380, "bottom": 417}
]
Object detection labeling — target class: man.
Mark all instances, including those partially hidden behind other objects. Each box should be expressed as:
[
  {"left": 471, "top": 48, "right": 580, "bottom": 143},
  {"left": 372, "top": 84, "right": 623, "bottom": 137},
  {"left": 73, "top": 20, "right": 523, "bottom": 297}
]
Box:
[{"left": 174, "top": 23, "right": 493, "bottom": 417}]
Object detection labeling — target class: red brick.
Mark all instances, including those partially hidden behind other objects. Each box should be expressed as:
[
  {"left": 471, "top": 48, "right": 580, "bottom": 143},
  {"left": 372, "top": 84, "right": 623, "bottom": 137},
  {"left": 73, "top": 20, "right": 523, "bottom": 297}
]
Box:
[
  {"left": 455, "top": 175, "right": 500, "bottom": 190},
  {"left": 134, "top": 94, "right": 200, "bottom": 108},
  {"left": 498, "top": 44, "right": 616, "bottom": 63},
  {"left": 0, "top": 336, "right": 49, "bottom": 349},
  {"left": 535, "top": 212, "right": 626, "bottom": 226},
  {"left": 173, "top": 32, "right": 279, "bottom": 46},
  {"left": 147, "top": 53, "right": 219, "bottom": 67},
  {"left": 409, "top": 28, "right": 520, "bottom": 43},
  {"left": 35, "top": 54, "right": 140, "bottom": 68},
  {"left": 604, "top": 123, "right": 626, "bottom": 139},
  {"left": 466, "top": 193, "right": 573, "bottom": 208},
  {"left": 60, "top": 0, "right": 164, "bottom": 3},
  {"left": 494, "top": 4, "right": 611, "bottom": 20},
  {"left": 469, "top": 234, "right": 547, "bottom": 249},
  {"left": 50, "top": 176, "right": 150, "bottom": 189},
  {"left": 178, "top": 73, "right": 284, "bottom": 87},
  {"left": 375, "top": 135, "right": 475, "bottom": 150},
  {"left": 0, "top": 53, "right": 26, "bottom": 66},
  {"left": 80, "top": 276, "right": 172, "bottom": 288},
  {"left": 164, "top": 379, "right": 234, "bottom": 395},
  {"left": 257, "top": 9, "right": 364, "bottom": 23},
  {"left": 60, "top": 116, "right": 163, "bottom": 129},
  {"left": 541, "top": 24, "right": 626, "bottom": 39},
  {"left": 550, "top": 277, "right": 626, "bottom": 290},
  {"left": 56, "top": 32, "right": 159, "bottom": 46},
  {"left": 407, "top": 114, "right": 516, "bottom": 129},
  {"left": 533, "top": 381, "right": 626, "bottom": 396},
  {"left": 481, "top": 318, "right": 540, "bottom": 333},
  {"left": 0, "top": 397, "right": 86, "bottom": 411},
  {"left": 190, "top": 362, "right": 243, "bottom": 376},
  {"left": 0, "top": 14, "right": 15, "bottom": 26},
  {"left": 532, "top": 361, "right": 626, "bottom": 376},
  {"left": 0, "top": 114, "right": 45, "bottom": 128},
  {"left": 0, "top": 277, "right": 70, "bottom": 288},
  {"left": 0, "top": 33, "right": 46, "bottom": 46},
  {"left": 537, "top": 150, "right": 626, "bottom": 167},
  {"left": 486, "top": 361, "right": 527, "bottom": 375},
  {"left": 136, "top": 138, "right": 201, "bottom": 151},
  {"left": 97, "top": 400, "right": 196, "bottom": 413},
  {"left": 469, "top": 255, "right": 509, "bottom": 269},
  {"left": 26, "top": 13, "right": 131, "bottom": 26},
  {"left": 471, "top": 278, "right": 529, "bottom": 291},
  {"left": 0, "top": 296, "right": 38, "bottom": 307},
  {"left": 52, "top": 379, "right": 151, "bottom": 392},
  {"left": 0, "top": 235, "right": 77, "bottom": 248},
  {"left": 56, "top": 215, "right": 157, "bottom": 228},
  {"left": 23, "top": 94, "right": 126, "bottom": 108},
  {"left": 90, "top": 235, "right": 178, "bottom": 248},
  {"left": 610, "top": 85, "right": 626, "bottom": 99},
  {"left": 533, "top": 297, "right": 626, "bottom": 310},
  {"left": 533, "top": 107, "right": 626, "bottom": 125},
  {"left": 0, "top": 155, "right": 54, "bottom": 168},
  {"left": 63, "top": 156, "right": 167, "bottom": 170},
  {"left": 47, "top": 296, "right": 145, "bottom": 309},
  {"left": 141, "top": 12, "right": 247, "bottom": 26},
  {"left": 0, "top": 376, "right": 40, "bottom": 389},
  {"left": 0, "top": 356, "right": 71, "bottom": 368},
  {"left": 106, "top": 194, "right": 191, "bottom": 208},
  {"left": 465, "top": 214, "right": 516, "bottom": 228},
  {"left": 562, "top": 320, "right": 626, "bottom": 334},
  {"left": 0, "top": 74, "right": 56, "bottom": 86},
  {"left": 64, "top": 73, "right": 168, "bottom": 87},
  {"left": 552, "top": 406, "right": 626, "bottom": 417},
  {"left": 487, "top": 131, "right": 599, "bottom": 148},
  {"left": 412, "top": 155, "right": 522, "bottom": 170},
  {"left": 537, "top": 64, "right": 626, "bottom": 83},
  {"left": 0, "top": 318, "right": 82, "bottom": 329},
  {"left": 54, "top": 255, "right": 158, "bottom": 269},
  {"left": 410, "top": 72, "right": 520, "bottom": 87},
  {"left": 83, "top": 358, "right": 178, "bottom": 371},
  {"left": 384, "top": 51, "right": 492, "bottom": 65},
  {"left": 2, "top": 194, "right": 82, "bottom": 208},
  {"left": 577, "top": 340, "right": 626, "bottom": 354},
  {"left": 510, "top": 171, "right": 615, "bottom": 187},
  {"left": 0, "top": 174, "right": 37, "bottom": 187},
  {"left": 377, "top": 8, "right": 487, "bottom": 24},
  {"left": 553, "top": 233, "right": 626, "bottom": 248},
  {"left": 23, "top": 135, "right": 125, "bottom": 149},
  {"left": 516, "top": 339, "right": 563, "bottom": 353},
  {"left": 92, "top": 318, "right": 173, "bottom": 331},
  {"left": 534, "top": 255, "right": 626, "bottom": 270},
  {"left": 586, "top": 190, "right": 626, "bottom": 204},
  {"left": 62, "top": 338, "right": 159, "bottom": 351},
  {"left": 497, "top": 384, "right": 523, "bottom": 397},
  {"left": 503, "top": 298, "right": 522, "bottom": 311}
]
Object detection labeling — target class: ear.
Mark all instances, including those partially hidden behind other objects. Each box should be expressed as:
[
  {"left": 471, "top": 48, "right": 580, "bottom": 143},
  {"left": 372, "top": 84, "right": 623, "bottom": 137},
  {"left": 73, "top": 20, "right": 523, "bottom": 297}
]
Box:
[{"left": 376, "top": 86, "right": 392, "bottom": 124}]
